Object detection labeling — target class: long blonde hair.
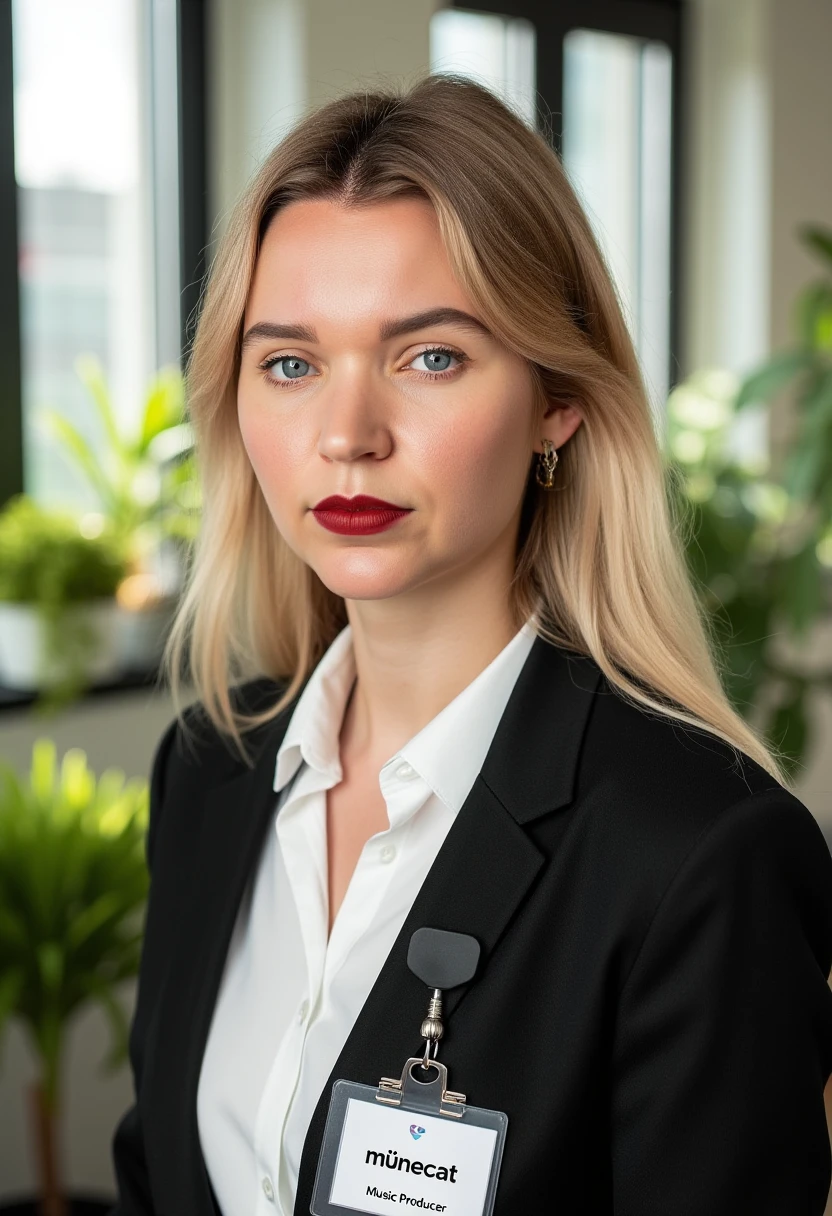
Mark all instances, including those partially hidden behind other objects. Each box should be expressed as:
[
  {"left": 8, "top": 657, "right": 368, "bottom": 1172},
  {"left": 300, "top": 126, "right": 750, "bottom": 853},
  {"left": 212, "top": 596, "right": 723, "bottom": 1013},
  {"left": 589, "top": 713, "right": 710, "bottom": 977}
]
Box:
[{"left": 161, "top": 72, "right": 790, "bottom": 786}]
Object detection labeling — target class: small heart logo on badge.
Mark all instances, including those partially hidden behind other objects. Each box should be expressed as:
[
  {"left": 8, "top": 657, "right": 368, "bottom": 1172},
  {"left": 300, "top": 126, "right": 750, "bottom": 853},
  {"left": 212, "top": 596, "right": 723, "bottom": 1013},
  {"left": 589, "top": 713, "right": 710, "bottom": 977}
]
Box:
[{"left": 410, "top": 1125, "right": 426, "bottom": 1140}]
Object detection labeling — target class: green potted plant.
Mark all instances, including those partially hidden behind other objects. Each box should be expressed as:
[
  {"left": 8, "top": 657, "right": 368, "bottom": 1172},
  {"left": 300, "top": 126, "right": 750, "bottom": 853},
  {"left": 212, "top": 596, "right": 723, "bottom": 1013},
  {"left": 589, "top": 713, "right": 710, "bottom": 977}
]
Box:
[
  {"left": 0, "top": 496, "right": 129, "bottom": 710},
  {"left": 664, "top": 225, "right": 832, "bottom": 780},
  {"left": 0, "top": 738, "right": 149, "bottom": 1216},
  {"left": 37, "top": 358, "right": 201, "bottom": 671}
]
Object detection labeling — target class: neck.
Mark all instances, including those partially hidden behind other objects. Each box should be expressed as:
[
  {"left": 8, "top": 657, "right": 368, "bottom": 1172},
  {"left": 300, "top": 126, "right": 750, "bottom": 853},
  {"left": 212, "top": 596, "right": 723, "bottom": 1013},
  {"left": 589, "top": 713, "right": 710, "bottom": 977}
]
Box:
[{"left": 338, "top": 571, "right": 531, "bottom": 769}]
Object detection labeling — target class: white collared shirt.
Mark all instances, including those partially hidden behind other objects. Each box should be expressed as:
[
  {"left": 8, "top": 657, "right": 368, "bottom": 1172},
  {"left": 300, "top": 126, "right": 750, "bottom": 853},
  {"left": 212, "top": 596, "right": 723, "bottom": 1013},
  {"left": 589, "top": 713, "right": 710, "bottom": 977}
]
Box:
[{"left": 196, "top": 616, "right": 537, "bottom": 1216}]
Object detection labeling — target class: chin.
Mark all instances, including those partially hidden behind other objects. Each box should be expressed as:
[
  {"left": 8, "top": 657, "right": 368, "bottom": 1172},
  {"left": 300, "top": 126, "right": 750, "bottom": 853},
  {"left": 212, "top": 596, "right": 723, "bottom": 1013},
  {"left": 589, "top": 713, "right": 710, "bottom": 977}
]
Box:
[{"left": 311, "top": 557, "right": 419, "bottom": 602}]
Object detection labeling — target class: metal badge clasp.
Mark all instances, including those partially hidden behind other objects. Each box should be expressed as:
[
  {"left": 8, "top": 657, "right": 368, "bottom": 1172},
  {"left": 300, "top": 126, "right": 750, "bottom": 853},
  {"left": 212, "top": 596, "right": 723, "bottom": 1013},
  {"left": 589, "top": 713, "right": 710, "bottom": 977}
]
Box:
[{"left": 376, "top": 1056, "right": 467, "bottom": 1119}]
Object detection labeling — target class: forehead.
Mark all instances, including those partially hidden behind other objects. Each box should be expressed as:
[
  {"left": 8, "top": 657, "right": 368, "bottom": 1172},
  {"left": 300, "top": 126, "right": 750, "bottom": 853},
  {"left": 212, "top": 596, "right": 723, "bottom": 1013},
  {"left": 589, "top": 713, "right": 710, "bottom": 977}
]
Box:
[{"left": 245, "top": 195, "right": 472, "bottom": 327}]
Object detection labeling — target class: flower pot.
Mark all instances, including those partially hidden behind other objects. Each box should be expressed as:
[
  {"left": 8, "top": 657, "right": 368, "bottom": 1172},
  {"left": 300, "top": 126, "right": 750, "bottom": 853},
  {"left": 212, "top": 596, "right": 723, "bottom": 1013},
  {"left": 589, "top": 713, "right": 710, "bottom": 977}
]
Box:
[
  {"left": 0, "top": 601, "right": 123, "bottom": 691},
  {"left": 113, "top": 597, "right": 177, "bottom": 671}
]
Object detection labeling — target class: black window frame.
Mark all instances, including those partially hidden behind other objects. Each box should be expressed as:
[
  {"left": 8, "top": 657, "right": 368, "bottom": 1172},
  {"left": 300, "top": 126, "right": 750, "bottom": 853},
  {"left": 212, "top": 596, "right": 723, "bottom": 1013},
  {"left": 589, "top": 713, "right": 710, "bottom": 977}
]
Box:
[
  {"left": 448, "top": 0, "right": 687, "bottom": 394},
  {"left": 0, "top": 0, "right": 208, "bottom": 508}
]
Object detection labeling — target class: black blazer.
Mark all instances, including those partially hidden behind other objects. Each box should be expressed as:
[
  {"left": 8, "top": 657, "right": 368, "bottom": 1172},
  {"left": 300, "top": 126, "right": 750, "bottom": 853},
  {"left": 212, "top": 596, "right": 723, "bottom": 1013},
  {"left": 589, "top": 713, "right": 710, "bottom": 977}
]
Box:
[{"left": 110, "top": 635, "right": 832, "bottom": 1215}]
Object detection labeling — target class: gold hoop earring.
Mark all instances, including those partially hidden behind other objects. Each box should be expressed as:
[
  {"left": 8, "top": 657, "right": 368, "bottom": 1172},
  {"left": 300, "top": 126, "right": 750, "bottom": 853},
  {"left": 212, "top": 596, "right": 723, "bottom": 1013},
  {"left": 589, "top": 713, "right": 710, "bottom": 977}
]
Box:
[{"left": 535, "top": 438, "right": 558, "bottom": 490}]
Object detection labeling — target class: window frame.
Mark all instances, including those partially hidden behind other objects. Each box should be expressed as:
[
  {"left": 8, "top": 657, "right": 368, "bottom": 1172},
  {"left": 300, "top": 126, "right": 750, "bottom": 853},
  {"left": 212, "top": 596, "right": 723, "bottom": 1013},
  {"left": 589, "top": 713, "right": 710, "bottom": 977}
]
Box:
[{"left": 0, "top": 3, "right": 23, "bottom": 508}]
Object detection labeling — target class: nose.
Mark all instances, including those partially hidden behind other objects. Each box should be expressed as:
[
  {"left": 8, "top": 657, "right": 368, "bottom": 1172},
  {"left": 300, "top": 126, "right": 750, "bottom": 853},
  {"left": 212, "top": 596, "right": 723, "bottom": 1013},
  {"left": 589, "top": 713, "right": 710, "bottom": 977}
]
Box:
[{"left": 316, "top": 362, "right": 394, "bottom": 464}]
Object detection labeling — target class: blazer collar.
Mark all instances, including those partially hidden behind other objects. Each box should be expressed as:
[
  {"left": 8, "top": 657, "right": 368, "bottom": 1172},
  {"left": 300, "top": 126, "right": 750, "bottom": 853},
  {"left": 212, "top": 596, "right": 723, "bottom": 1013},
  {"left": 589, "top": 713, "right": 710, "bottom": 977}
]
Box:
[{"left": 146, "top": 632, "right": 603, "bottom": 1216}]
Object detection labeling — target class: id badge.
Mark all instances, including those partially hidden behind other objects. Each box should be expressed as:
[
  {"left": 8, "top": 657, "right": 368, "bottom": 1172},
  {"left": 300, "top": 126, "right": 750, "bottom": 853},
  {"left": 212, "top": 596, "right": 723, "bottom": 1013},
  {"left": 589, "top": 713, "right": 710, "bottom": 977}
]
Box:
[{"left": 310, "top": 1056, "right": 507, "bottom": 1216}]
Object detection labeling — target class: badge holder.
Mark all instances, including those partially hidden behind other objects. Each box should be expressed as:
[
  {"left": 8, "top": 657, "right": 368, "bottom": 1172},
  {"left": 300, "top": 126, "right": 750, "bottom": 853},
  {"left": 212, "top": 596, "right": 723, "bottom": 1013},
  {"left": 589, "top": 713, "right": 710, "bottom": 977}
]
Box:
[{"left": 311, "top": 929, "right": 508, "bottom": 1216}]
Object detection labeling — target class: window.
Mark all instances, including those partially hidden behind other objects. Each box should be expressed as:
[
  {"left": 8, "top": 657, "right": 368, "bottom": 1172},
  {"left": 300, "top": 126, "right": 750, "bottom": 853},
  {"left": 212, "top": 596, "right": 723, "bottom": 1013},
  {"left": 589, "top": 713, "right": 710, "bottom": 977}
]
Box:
[
  {"left": 430, "top": 9, "right": 537, "bottom": 128},
  {"left": 13, "top": 0, "right": 155, "bottom": 510},
  {"left": 430, "top": 1, "right": 683, "bottom": 421},
  {"left": 563, "top": 29, "right": 673, "bottom": 419},
  {"left": 0, "top": 0, "right": 206, "bottom": 510}
]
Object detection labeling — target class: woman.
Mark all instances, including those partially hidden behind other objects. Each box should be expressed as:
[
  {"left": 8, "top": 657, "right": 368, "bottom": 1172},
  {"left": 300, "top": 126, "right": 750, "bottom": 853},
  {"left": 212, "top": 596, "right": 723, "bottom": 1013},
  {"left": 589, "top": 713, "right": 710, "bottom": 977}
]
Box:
[{"left": 111, "top": 74, "right": 832, "bottom": 1216}]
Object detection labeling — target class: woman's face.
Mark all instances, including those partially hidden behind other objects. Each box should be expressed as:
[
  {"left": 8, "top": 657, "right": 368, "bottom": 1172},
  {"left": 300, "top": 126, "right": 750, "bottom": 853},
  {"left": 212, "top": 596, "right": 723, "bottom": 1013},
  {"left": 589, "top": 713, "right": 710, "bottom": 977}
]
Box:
[{"left": 237, "top": 195, "right": 567, "bottom": 609}]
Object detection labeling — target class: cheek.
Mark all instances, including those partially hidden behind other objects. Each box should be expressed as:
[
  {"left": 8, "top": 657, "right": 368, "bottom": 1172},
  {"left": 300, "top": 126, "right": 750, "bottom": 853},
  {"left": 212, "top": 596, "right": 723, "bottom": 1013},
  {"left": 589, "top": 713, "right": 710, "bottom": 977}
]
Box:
[
  {"left": 237, "top": 389, "right": 291, "bottom": 474},
  {"left": 419, "top": 385, "right": 532, "bottom": 540},
  {"left": 237, "top": 392, "right": 305, "bottom": 519}
]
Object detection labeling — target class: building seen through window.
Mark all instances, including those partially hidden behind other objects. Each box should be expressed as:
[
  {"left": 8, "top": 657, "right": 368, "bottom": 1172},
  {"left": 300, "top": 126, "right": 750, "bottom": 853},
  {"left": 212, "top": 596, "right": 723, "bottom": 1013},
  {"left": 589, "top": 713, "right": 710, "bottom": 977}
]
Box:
[{"left": 12, "top": 0, "right": 175, "bottom": 512}]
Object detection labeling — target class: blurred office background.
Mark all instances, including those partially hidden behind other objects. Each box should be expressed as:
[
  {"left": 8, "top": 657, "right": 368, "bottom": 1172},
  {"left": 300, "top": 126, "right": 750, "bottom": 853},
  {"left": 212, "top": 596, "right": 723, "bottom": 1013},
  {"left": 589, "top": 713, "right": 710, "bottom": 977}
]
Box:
[{"left": 1, "top": 0, "right": 831, "bottom": 1207}]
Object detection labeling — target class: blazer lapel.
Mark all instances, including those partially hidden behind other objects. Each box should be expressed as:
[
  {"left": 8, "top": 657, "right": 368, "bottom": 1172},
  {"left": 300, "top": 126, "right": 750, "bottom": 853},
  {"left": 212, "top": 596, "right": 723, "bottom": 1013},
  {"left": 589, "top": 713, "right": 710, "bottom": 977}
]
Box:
[{"left": 293, "top": 636, "right": 604, "bottom": 1212}]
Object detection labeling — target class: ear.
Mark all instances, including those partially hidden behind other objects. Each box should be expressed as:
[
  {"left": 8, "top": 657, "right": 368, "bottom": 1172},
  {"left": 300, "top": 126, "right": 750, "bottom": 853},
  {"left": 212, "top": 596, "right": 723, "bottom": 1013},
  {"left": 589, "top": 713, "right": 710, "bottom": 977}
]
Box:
[{"left": 535, "top": 401, "right": 583, "bottom": 452}]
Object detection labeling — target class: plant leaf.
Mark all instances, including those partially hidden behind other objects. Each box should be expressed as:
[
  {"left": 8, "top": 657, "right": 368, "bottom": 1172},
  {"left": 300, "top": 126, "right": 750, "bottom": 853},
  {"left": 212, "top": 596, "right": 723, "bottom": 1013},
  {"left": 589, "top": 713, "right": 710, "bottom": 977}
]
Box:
[
  {"left": 89, "top": 981, "right": 130, "bottom": 1073},
  {"left": 75, "top": 354, "right": 125, "bottom": 456},
  {"left": 799, "top": 224, "right": 832, "bottom": 268},
  {"left": 794, "top": 282, "right": 832, "bottom": 350},
  {"left": 782, "top": 430, "right": 832, "bottom": 504},
  {"left": 764, "top": 683, "right": 810, "bottom": 780},
  {"left": 36, "top": 409, "right": 116, "bottom": 512},
  {"left": 735, "top": 351, "right": 812, "bottom": 409},
  {"left": 37, "top": 943, "right": 64, "bottom": 998},
  {"left": 66, "top": 894, "right": 123, "bottom": 953},
  {"left": 777, "top": 539, "right": 823, "bottom": 637},
  {"left": 138, "top": 368, "right": 185, "bottom": 455}
]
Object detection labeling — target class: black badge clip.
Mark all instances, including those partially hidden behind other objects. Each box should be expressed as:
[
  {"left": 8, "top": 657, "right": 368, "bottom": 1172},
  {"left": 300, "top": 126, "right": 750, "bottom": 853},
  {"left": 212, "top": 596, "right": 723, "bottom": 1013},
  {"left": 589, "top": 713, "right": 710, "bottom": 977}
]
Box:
[{"left": 406, "top": 927, "right": 480, "bottom": 1069}]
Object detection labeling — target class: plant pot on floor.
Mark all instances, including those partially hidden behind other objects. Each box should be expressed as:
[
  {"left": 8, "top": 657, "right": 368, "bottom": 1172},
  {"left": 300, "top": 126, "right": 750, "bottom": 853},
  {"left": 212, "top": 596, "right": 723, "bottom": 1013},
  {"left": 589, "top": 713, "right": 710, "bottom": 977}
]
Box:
[{"left": 0, "top": 600, "right": 123, "bottom": 690}]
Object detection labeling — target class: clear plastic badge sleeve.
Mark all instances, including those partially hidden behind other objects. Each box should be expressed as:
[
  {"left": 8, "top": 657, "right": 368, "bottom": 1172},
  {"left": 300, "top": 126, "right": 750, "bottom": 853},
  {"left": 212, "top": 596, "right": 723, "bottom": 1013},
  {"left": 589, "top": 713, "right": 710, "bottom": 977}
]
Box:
[{"left": 310, "top": 1060, "right": 508, "bottom": 1216}]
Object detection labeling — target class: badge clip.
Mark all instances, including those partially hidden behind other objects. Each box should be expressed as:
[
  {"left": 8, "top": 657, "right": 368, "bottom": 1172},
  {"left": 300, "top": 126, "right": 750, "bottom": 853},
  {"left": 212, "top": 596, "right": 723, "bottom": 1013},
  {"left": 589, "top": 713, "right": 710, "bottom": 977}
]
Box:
[
  {"left": 376, "top": 1056, "right": 467, "bottom": 1118},
  {"left": 374, "top": 927, "right": 482, "bottom": 1118}
]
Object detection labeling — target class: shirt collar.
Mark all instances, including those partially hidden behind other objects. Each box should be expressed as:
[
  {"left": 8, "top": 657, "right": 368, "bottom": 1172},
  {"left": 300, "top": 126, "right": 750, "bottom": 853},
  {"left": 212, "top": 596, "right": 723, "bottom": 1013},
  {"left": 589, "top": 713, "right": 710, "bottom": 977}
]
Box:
[
  {"left": 273, "top": 624, "right": 356, "bottom": 794},
  {"left": 274, "top": 616, "right": 538, "bottom": 814}
]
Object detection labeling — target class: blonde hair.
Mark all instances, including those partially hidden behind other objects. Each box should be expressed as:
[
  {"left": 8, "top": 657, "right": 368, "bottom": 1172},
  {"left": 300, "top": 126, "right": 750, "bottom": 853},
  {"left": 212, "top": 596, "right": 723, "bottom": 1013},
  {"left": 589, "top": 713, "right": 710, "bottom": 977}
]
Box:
[{"left": 161, "top": 72, "right": 790, "bottom": 786}]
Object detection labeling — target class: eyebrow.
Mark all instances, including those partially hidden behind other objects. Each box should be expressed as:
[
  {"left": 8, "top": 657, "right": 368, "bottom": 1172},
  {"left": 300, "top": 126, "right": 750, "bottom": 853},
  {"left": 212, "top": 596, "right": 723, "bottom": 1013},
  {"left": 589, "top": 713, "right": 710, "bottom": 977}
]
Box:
[{"left": 240, "top": 307, "right": 493, "bottom": 351}]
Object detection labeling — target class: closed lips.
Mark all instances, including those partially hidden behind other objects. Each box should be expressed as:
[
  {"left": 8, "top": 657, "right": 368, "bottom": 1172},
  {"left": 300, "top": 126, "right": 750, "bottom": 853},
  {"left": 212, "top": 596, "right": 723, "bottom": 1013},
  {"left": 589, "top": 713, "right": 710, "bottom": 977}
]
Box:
[{"left": 313, "top": 496, "right": 410, "bottom": 511}]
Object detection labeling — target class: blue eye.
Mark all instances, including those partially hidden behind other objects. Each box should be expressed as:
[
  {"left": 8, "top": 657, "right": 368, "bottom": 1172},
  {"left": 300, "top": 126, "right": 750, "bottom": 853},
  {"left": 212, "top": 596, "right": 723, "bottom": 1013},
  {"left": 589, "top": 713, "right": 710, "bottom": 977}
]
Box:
[
  {"left": 266, "top": 355, "right": 312, "bottom": 381},
  {"left": 416, "top": 349, "right": 453, "bottom": 372}
]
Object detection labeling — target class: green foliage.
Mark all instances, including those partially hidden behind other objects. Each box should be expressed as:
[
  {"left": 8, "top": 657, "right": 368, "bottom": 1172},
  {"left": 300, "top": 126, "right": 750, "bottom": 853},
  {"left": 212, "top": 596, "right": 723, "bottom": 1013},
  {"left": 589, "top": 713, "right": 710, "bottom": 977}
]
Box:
[
  {"left": 0, "top": 495, "right": 127, "bottom": 606},
  {"left": 37, "top": 356, "right": 202, "bottom": 558},
  {"left": 733, "top": 223, "right": 832, "bottom": 514},
  {"left": 0, "top": 496, "right": 130, "bottom": 711},
  {"left": 0, "top": 739, "right": 149, "bottom": 1112},
  {"left": 665, "top": 224, "right": 832, "bottom": 778}
]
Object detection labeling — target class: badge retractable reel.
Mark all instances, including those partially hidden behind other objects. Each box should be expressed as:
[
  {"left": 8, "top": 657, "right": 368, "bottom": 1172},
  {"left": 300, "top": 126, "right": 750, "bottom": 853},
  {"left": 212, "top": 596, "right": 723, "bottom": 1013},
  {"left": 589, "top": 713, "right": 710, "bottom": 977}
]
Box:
[{"left": 311, "top": 928, "right": 508, "bottom": 1216}]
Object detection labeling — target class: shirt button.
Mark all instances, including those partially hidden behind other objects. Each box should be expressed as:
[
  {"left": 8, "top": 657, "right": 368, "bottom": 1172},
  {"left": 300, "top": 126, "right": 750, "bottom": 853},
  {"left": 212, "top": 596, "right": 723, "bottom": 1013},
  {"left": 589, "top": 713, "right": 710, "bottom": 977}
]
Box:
[
  {"left": 297, "top": 1000, "right": 309, "bottom": 1024},
  {"left": 262, "top": 1176, "right": 274, "bottom": 1202},
  {"left": 379, "top": 844, "right": 396, "bottom": 864},
  {"left": 395, "top": 761, "right": 416, "bottom": 779}
]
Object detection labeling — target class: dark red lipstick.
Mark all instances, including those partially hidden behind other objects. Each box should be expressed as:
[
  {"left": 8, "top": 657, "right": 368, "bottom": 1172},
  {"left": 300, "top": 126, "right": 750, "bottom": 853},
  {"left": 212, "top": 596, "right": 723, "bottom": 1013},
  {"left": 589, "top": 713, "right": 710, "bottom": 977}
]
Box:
[{"left": 311, "top": 494, "right": 413, "bottom": 536}]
